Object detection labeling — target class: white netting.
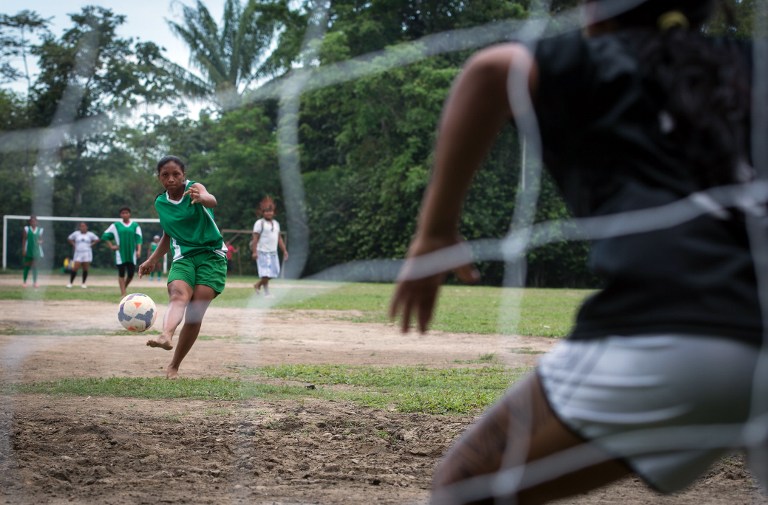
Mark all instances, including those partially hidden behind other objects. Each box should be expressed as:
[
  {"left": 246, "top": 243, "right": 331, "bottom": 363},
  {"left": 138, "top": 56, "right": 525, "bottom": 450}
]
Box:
[{"left": 2, "top": 0, "right": 767, "bottom": 502}]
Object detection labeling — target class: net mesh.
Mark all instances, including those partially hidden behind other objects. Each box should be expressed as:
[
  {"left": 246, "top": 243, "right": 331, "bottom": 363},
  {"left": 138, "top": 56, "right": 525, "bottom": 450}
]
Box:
[{"left": 2, "top": 0, "right": 767, "bottom": 502}]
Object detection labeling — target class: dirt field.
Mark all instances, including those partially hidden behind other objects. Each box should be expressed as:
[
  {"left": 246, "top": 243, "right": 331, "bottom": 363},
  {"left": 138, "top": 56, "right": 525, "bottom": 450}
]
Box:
[{"left": 1, "top": 275, "right": 766, "bottom": 504}]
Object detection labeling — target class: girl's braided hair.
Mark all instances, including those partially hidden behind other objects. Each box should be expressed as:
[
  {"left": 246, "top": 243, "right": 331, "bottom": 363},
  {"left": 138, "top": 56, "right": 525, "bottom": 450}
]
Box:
[
  {"left": 259, "top": 195, "right": 275, "bottom": 212},
  {"left": 596, "top": 0, "right": 750, "bottom": 187}
]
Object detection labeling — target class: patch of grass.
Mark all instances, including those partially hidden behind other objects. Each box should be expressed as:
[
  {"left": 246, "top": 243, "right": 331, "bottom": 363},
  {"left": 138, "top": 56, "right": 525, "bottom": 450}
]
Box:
[
  {"left": 0, "top": 284, "right": 169, "bottom": 303},
  {"left": 246, "top": 364, "right": 527, "bottom": 414},
  {"left": 509, "top": 347, "right": 545, "bottom": 355},
  {"left": 245, "top": 363, "right": 511, "bottom": 388},
  {"left": 160, "top": 413, "right": 185, "bottom": 423},
  {"left": 196, "top": 334, "right": 227, "bottom": 341},
  {"left": 0, "top": 327, "right": 134, "bottom": 336},
  {"left": 204, "top": 407, "right": 235, "bottom": 416},
  {"left": 0, "top": 274, "right": 591, "bottom": 337},
  {"left": 15, "top": 364, "right": 529, "bottom": 415},
  {"left": 16, "top": 377, "right": 311, "bottom": 401},
  {"left": 266, "top": 283, "right": 588, "bottom": 337},
  {"left": 453, "top": 353, "right": 499, "bottom": 365}
]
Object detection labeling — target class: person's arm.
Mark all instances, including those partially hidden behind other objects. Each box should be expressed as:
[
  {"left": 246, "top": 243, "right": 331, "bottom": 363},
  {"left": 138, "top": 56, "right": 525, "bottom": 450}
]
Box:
[
  {"left": 185, "top": 182, "right": 217, "bottom": 208},
  {"left": 22, "top": 228, "right": 27, "bottom": 256},
  {"left": 251, "top": 233, "right": 260, "bottom": 260},
  {"left": 138, "top": 234, "right": 170, "bottom": 277},
  {"left": 390, "top": 43, "right": 536, "bottom": 333},
  {"left": 101, "top": 228, "right": 118, "bottom": 251},
  {"left": 135, "top": 227, "right": 142, "bottom": 258},
  {"left": 278, "top": 234, "right": 288, "bottom": 261}
]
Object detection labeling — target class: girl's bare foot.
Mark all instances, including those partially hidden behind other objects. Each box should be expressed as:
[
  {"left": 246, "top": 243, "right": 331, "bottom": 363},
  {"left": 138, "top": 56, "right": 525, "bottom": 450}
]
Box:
[
  {"left": 146, "top": 336, "right": 173, "bottom": 350},
  {"left": 166, "top": 365, "right": 179, "bottom": 379}
]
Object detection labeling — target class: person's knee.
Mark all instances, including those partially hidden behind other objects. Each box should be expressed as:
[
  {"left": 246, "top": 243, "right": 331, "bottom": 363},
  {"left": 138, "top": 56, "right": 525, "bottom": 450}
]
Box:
[{"left": 168, "top": 290, "right": 190, "bottom": 303}]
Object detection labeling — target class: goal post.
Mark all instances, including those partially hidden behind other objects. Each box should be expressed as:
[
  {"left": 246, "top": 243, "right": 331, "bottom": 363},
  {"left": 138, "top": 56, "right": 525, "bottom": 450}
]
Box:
[{"left": 2, "top": 214, "right": 162, "bottom": 271}]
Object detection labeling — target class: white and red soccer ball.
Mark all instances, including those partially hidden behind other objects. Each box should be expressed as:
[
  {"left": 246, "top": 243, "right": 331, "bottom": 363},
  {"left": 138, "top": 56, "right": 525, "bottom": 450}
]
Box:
[{"left": 117, "top": 293, "right": 157, "bottom": 332}]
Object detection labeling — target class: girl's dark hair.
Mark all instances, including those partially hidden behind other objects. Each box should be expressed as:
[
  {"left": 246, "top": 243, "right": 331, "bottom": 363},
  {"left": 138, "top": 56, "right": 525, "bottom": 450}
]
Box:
[
  {"left": 595, "top": 0, "right": 716, "bottom": 28},
  {"left": 156, "top": 155, "right": 186, "bottom": 173},
  {"left": 598, "top": 0, "right": 750, "bottom": 186}
]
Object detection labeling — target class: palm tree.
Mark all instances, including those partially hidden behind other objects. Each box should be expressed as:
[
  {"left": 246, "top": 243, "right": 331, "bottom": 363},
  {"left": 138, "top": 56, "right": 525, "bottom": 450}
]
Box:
[{"left": 167, "top": 0, "right": 301, "bottom": 110}]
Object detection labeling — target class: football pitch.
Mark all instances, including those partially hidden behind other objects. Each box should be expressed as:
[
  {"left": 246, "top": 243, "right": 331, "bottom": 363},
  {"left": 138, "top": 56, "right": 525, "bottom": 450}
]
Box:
[{"left": 0, "top": 274, "right": 762, "bottom": 504}]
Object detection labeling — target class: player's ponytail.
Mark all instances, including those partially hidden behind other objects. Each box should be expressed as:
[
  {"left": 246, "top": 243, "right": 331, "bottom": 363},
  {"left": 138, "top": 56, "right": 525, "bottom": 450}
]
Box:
[
  {"left": 642, "top": 13, "right": 749, "bottom": 187},
  {"left": 597, "top": 0, "right": 751, "bottom": 187}
]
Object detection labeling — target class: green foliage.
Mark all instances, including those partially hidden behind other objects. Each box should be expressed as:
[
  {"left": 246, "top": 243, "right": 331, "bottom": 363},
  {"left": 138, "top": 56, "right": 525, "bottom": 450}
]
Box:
[
  {"left": 203, "top": 104, "right": 281, "bottom": 229},
  {"left": 167, "top": 0, "right": 301, "bottom": 108},
  {"left": 301, "top": 54, "right": 456, "bottom": 272},
  {"left": 0, "top": 11, "right": 49, "bottom": 85},
  {"left": 2, "top": 2, "right": 756, "bottom": 287},
  {"left": 707, "top": 0, "right": 760, "bottom": 38}
]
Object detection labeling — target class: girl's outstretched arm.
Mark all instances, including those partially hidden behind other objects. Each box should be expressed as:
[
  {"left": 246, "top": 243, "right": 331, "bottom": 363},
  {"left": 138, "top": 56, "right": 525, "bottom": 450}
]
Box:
[
  {"left": 390, "top": 43, "right": 537, "bottom": 333},
  {"left": 185, "top": 182, "right": 217, "bottom": 208}
]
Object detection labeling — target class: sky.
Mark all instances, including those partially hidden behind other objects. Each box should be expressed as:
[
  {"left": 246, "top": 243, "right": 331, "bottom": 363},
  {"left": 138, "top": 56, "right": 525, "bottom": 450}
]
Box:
[{"left": 3, "top": 0, "right": 226, "bottom": 83}]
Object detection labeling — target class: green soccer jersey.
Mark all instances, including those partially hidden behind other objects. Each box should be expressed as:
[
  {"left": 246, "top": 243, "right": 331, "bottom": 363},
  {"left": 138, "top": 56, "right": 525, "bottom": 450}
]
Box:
[
  {"left": 101, "top": 220, "right": 142, "bottom": 265},
  {"left": 155, "top": 180, "right": 226, "bottom": 261},
  {"left": 23, "top": 226, "right": 43, "bottom": 259}
]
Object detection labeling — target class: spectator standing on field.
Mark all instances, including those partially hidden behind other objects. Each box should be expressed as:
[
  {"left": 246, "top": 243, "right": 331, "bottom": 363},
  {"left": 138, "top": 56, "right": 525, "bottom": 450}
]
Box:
[
  {"left": 67, "top": 222, "right": 100, "bottom": 288},
  {"left": 251, "top": 196, "right": 288, "bottom": 297}
]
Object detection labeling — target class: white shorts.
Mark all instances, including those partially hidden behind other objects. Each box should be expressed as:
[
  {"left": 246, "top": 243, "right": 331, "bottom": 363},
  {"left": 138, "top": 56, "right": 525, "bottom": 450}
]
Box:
[
  {"left": 538, "top": 335, "right": 768, "bottom": 493},
  {"left": 72, "top": 250, "right": 93, "bottom": 264},
  {"left": 256, "top": 251, "right": 280, "bottom": 278}
]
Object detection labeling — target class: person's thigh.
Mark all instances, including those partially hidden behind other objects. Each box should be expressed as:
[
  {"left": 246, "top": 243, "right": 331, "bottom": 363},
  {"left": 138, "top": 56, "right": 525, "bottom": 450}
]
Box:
[{"left": 432, "top": 373, "right": 629, "bottom": 505}]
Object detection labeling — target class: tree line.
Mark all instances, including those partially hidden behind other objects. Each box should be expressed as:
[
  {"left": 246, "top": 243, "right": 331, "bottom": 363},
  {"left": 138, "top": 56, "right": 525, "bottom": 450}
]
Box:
[{"left": 0, "top": 0, "right": 756, "bottom": 286}]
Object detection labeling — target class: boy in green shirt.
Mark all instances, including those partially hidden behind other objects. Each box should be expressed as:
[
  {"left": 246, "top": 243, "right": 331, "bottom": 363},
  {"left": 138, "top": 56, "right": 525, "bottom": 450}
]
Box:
[{"left": 101, "top": 207, "right": 142, "bottom": 297}]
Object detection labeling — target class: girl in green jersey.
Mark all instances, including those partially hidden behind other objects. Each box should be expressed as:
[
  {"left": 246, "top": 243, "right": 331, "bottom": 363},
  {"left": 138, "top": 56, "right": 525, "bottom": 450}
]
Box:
[
  {"left": 139, "top": 155, "right": 227, "bottom": 379},
  {"left": 22, "top": 215, "right": 43, "bottom": 288}
]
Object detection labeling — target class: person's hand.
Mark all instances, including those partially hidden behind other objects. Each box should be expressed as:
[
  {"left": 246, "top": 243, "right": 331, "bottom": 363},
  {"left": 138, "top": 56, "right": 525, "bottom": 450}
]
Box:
[
  {"left": 184, "top": 185, "right": 203, "bottom": 204},
  {"left": 389, "top": 234, "right": 479, "bottom": 333},
  {"left": 252, "top": 251, "right": 258, "bottom": 261},
  {"left": 283, "top": 251, "right": 289, "bottom": 261},
  {"left": 110, "top": 244, "right": 119, "bottom": 251},
  {"left": 137, "top": 260, "right": 154, "bottom": 278}
]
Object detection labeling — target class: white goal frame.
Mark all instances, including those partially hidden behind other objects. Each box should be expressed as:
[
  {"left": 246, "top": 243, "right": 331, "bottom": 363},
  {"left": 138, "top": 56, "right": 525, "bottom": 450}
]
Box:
[{"left": 2, "top": 214, "right": 162, "bottom": 271}]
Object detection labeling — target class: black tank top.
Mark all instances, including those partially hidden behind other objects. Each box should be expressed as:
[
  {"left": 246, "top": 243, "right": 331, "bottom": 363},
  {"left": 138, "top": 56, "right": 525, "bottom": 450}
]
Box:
[{"left": 531, "top": 31, "right": 761, "bottom": 344}]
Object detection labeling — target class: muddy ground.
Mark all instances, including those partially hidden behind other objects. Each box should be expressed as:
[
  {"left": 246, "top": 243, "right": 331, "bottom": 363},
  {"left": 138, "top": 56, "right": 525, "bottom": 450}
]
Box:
[{"left": 0, "top": 276, "right": 766, "bottom": 504}]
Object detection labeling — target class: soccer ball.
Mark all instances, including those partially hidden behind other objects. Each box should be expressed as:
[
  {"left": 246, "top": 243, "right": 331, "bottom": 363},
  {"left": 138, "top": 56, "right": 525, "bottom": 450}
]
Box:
[{"left": 117, "top": 293, "right": 158, "bottom": 332}]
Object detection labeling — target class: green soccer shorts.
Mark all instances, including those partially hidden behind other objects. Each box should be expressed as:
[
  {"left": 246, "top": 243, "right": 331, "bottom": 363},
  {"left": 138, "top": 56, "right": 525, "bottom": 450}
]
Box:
[{"left": 167, "top": 251, "right": 227, "bottom": 294}]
